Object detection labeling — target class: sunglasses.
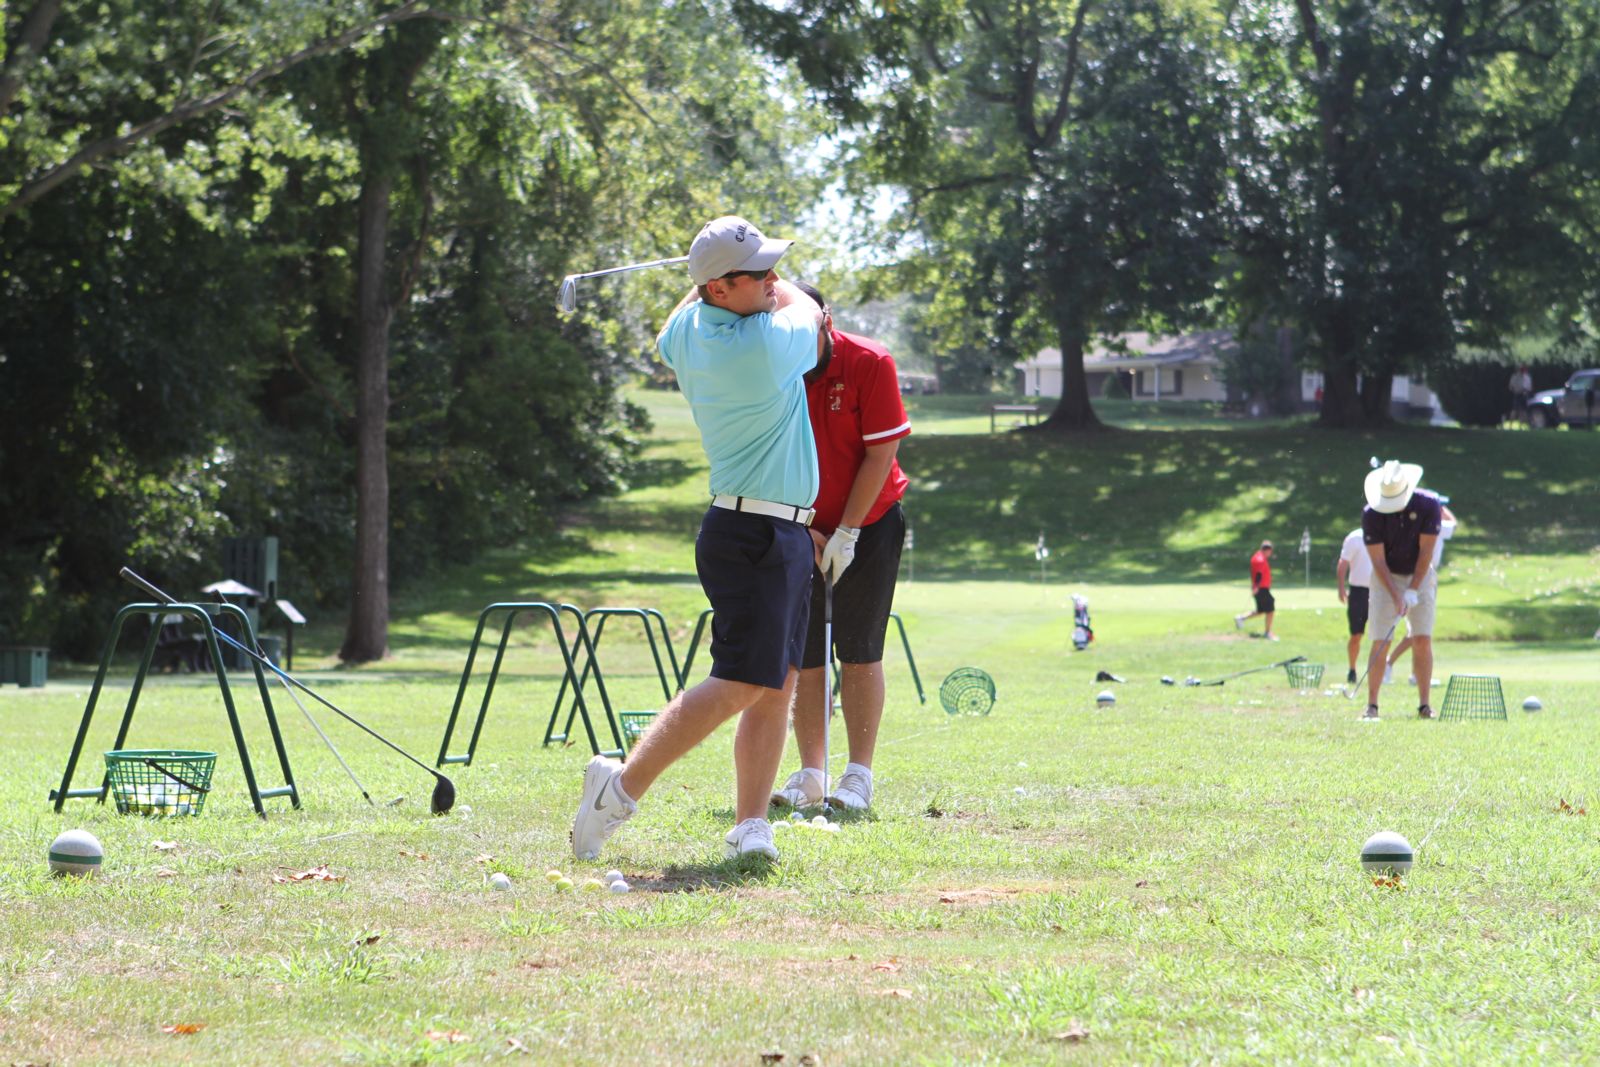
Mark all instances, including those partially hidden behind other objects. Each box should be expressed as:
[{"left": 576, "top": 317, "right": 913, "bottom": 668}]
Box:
[{"left": 717, "top": 268, "right": 771, "bottom": 282}]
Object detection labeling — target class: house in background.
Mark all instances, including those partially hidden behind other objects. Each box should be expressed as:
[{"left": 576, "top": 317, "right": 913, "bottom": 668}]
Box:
[
  {"left": 1017, "top": 329, "right": 1444, "bottom": 420},
  {"left": 1016, "top": 330, "right": 1233, "bottom": 402}
]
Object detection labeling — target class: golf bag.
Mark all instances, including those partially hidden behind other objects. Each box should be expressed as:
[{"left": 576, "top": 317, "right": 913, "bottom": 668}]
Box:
[{"left": 1071, "top": 594, "right": 1093, "bottom": 651}]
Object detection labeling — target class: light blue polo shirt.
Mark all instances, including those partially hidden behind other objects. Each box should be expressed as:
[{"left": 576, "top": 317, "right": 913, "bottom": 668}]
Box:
[{"left": 657, "top": 300, "right": 819, "bottom": 507}]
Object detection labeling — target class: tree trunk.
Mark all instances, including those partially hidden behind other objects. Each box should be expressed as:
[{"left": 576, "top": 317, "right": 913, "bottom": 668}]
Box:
[
  {"left": 340, "top": 170, "right": 394, "bottom": 663},
  {"left": 1317, "top": 354, "right": 1362, "bottom": 427},
  {"left": 1040, "top": 315, "right": 1103, "bottom": 431},
  {"left": 1360, "top": 370, "right": 1394, "bottom": 425}
]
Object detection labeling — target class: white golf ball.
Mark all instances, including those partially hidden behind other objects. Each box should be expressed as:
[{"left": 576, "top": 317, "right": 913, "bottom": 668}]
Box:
[
  {"left": 489, "top": 872, "right": 512, "bottom": 891},
  {"left": 771, "top": 820, "right": 789, "bottom": 833},
  {"left": 1096, "top": 690, "right": 1116, "bottom": 706},
  {"left": 789, "top": 811, "right": 806, "bottom": 823},
  {"left": 609, "top": 879, "right": 631, "bottom": 894},
  {"left": 1013, "top": 786, "right": 1026, "bottom": 795},
  {"left": 48, "top": 829, "right": 103, "bottom": 878},
  {"left": 811, "top": 815, "right": 828, "bottom": 827},
  {"left": 458, "top": 805, "right": 473, "bottom": 815},
  {"left": 1522, "top": 696, "right": 1543, "bottom": 712},
  {"left": 1360, "top": 831, "right": 1414, "bottom": 875},
  {"left": 603, "top": 869, "right": 624, "bottom": 884}
]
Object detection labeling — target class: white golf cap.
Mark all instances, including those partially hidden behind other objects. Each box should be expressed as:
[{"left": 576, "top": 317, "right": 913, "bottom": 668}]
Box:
[
  {"left": 1364, "top": 459, "right": 1423, "bottom": 513},
  {"left": 687, "top": 215, "right": 794, "bottom": 285}
]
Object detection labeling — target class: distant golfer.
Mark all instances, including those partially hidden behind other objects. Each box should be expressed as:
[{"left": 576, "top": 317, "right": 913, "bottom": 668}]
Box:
[
  {"left": 1360, "top": 460, "right": 1442, "bottom": 720},
  {"left": 1336, "top": 527, "right": 1373, "bottom": 684},
  {"left": 771, "top": 283, "right": 911, "bottom": 813},
  {"left": 570, "top": 215, "right": 824, "bottom": 863},
  {"left": 1234, "top": 540, "right": 1277, "bottom": 640},
  {"left": 1385, "top": 500, "right": 1457, "bottom": 686},
  {"left": 1508, "top": 364, "right": 1532, "bottom": 423}
]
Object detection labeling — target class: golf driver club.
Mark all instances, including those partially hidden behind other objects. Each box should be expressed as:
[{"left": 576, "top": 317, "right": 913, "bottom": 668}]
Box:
[
  {"left": 119, "top": 568, "right": 456, "bottom": 814},
  {"left": 556, "top": 256, "right": 688, "bottom": 313},
  {"left": 1183, "top": 654, "right": 1307, "bottom": 687}
]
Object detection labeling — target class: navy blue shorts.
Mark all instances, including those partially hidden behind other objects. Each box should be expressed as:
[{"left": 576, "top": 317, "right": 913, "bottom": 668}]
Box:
[
  {"left": 1254, "top": 588, "right": 1275, "bottom": 614},
  {"left": 1346, "top": 585, "right": 1369, "bottom": 635},
  {"left": 803, "top": 503, "right": 905, "bottom": 668},
  {"left": 695, "top": 507, "right": 813, "bottom": 690}
]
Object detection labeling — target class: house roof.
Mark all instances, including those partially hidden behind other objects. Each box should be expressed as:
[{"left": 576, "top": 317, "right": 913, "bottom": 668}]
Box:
[{"left": 1018, "top": 329, "right": 1236, "bottom": 370}]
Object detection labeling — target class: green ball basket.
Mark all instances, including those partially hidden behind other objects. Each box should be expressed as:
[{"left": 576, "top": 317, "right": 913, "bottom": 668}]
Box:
[
  {"left": 1284, "top": 662, "right": 1325, "bottom": 690},
  {"left": 939, "top": 667, "right": 996, "bottom": 716},
  {"left": 105, "top": 749, "right": 215, "bottom": 817},
  {"left": 618, "top": 711, "right": 658, "bottom": 750}
]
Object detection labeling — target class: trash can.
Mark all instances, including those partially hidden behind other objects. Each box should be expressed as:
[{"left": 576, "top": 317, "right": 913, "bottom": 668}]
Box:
[
  {"left": 0, "top": 646, "right": 49, "bottom": 687},
  {"left": 257, "top": 635, "right": 283, "bottom": 668}
]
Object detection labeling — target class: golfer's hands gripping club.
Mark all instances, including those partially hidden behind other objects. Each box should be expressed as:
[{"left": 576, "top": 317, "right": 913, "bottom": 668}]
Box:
[{"left": 821, "top": 525, "right": 860, "bottom": 582}]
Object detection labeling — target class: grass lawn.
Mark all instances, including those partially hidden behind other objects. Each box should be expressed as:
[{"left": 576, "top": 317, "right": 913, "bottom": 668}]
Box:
[{"left": 3, "top": 390, "right": 1598, "bottom": 1065}]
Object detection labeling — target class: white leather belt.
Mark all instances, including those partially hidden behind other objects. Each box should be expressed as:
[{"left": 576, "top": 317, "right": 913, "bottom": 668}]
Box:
[{"left": 711, "top": 494, "right": 815, "bottom": 527}]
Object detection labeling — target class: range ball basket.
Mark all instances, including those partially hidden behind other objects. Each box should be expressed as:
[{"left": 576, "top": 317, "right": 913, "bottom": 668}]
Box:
[
  {"left": 1285, "top": 662, "right": 1325, "bottom": 690},
  {"left": 940, "top": 667, "right": 996, "bottom": 716},
  {"left": 105, "top": 749, "right": 216, "bottom": 817}
]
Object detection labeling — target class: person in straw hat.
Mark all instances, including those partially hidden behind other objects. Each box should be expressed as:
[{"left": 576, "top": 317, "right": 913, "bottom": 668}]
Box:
[{"left": 1360, "top": 459, "right": 1443, "bottom": 720}]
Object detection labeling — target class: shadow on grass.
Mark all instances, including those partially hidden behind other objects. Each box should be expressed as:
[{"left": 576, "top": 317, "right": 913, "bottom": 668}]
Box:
[{"left": 645, "top": 855, "right": 779, "bottom": 891}]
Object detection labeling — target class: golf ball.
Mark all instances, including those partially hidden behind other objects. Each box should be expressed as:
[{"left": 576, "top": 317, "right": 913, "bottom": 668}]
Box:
[
  {"left": 789, "top": 811, "right": 806, "bottom": 823},
  {"left": 811, "top": 815, "right": 828, "bottom": 827},
  {"left": 1096, "top": 690, "right": 1116, "bottom": 706},
  {"left": 1360, "top": 831, "right": 1414, "bottom": 875},
  {"left": 1523, "top": 696, "right": 1543, "bottom": 712},
  {"left": 458, "top": 805, "right": 473, "bottom": 815},
  {"left": 609, "top": 879, "right": 631, "bottom": 894},
  {"left": 581, "top": 878, "right": 607, "bottom": 892},
  {"left": 771, "top": 820, "right": 788, "bottom": 832},
  {"left": 47, "top": 829, "right": 103, "bottom": 878},
  {"left": 489, "top": 872, "right": 512, "bottom": 891},
  {"left": 1013, "top": 786, "right": 1026, "bottom": 795},
  {"left": 602, "top": 869, "right": 624, "bottom": 885}
]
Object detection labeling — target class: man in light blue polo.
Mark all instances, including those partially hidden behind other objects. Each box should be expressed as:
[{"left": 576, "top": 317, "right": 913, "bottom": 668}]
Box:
[{"left": 572, "top": 215, "right": 823, "bottom": 863}]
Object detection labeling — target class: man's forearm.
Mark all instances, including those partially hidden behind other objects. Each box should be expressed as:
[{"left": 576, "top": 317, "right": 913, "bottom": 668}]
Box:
[{"left": 838, "top": 444, "right": 898, "bottom": 530}]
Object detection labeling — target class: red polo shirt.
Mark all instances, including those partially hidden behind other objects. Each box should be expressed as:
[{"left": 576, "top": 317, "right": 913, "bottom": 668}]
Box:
[
  {"left": 805, "top": 329, "right": 911, "bottom": 534},
  {"left": 1250, "top": 550, "right": 1272, "bottom": 592}
]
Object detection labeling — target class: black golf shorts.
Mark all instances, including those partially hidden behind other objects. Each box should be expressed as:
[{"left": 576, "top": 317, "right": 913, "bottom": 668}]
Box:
[
  {"left": 803, "top": 503, "right": 905, "bottom": 668},
  {"left": 1254, "top": 587, "right": 1275, "bottom": 614},
  {"left": 1346, "top": 585, "right": 1369, "bottom": 635},
  {"left": 696, "top": 507, "right": 813, "bottom": 690}
]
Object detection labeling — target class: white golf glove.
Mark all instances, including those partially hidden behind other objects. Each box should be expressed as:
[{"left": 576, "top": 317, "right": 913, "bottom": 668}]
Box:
[
  {"left": 820, "top": 525, "right": 861, "bottom": 582},
  {"left": 1402, "top": 589, "right": 1420, "bottom": 609}
]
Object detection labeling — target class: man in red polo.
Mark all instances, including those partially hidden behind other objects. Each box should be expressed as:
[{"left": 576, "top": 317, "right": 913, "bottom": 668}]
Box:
[
  {"left": 1233, "top": 540, "right": 1277, "bottom": 640},
  {"left": 772, "top": 283, "right": 911, "bottom": 811}
]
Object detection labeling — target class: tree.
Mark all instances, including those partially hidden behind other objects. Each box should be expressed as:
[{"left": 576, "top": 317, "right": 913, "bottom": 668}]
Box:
[
  {"left": 739, "top": 0, "right": 1232, "bottom": 428},
  {"left": 1227, "top": 0, "right": 1600, "bottom": 426}
]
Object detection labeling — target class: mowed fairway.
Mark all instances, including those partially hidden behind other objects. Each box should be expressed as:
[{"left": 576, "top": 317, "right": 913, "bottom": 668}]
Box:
[{"left": 3, "top": 392, "right": 1598, "bottom": 1065}]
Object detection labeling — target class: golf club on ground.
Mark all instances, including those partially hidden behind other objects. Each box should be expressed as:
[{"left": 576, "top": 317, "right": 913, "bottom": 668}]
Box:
[
  {"left": 119, "top": 568, "right": 456, "bottom": 814},
  {"left": 1183, "top": 655, "right": 1307, "bottom": 687},
  {"left": 556, "top": 256, "right": 688, "bottom": 313}
]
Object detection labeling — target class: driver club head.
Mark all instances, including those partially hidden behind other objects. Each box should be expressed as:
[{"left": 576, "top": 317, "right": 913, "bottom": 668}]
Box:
[
  {"left": 429, "top": 775, "right": 457, "bottom": 815},
  {"left": 1160, "top": 676, "right": 1175, "bottom": 686},
  {"left": 556, "top": 276, "right": 578, "bottom": 314}
]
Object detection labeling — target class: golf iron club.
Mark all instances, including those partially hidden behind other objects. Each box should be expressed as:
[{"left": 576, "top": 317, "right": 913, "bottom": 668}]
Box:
[
  {"left": 119, "top": 568, "right": 456, "bottom": 814},
  {"left": 1183, "top": 654, "right": 1307, "bottom": 687},
  {"left": 556, "top": 256, "right": 688, "bottom": 313},
  {"left": 820, "top": 572, "right": 835, "bottom": 811},
  {"left": 1337, "top": 621, "right": 1399, "bottom": 699}
]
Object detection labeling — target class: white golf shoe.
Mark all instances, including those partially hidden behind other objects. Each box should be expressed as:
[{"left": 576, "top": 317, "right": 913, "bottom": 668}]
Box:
[
  {"left": 828, "top": 763, "right": 874, "bottom": 810},
  {"left": 571, "top": 756, "right": 636, "bottom": 860},
  {"left": 1233, "top": 614, "right": 1246, "bottom": 630},
  {"left": 770, "top": 767, "right": 826, "bottom": 809},
  {"left": 1382, "top": 664, "right": 1394, "bottom": 685},
  {"left": 724, "top": 817, "right": 779, "bottom": 860}
]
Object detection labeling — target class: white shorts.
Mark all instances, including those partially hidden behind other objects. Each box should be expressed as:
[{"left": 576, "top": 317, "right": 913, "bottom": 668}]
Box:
[{"left": 1369, "top": 572, "right": 1437, "bottom": 640}]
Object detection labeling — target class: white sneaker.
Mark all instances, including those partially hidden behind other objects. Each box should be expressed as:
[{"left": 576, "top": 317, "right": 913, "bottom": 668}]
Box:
[
  {"left": 1408, "top": 674, "right": 1417, "bottom": 686},
  {"left": 571, "top": 756, "right": 636, "bottom": 860},
  {"left": 770, "top": 767, "right": 826, "bottom": 809},
  {"left": 1382, "top": 665, "right": 1393, "bottom": 685},
  {"left": 724, "top": 817, "right": 779, "bottom": 860},
  {"left": 829, "top": 762, "right": 874, "bottom": 810},
  {"left": 1233, "top": 614, "right": 1246, "bottom": 630},
  {"left": 1265, "top": 633, "right": 1280, "bottom": 642}
]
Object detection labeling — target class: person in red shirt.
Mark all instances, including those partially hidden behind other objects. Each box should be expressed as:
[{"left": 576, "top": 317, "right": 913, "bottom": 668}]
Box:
[
  {"left": 772, "top": 283, "right": 911, "bottom": 811},
  {"left": 1233, "top": 540, "right": 1277, "bottom": 640}
]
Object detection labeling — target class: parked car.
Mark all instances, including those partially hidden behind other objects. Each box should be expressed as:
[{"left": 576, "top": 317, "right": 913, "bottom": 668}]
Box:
[{"left": 1527, "top": 369, "right": 1600, "bottom": 429}]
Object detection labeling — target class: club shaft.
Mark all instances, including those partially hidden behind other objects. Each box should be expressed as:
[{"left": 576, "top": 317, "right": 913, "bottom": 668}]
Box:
[
  {"left": 118, "top": 568, "right": 442, "bottom": 780},
  {"left": 567, "top": 256, "right": 687, "bottom": 281}
]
